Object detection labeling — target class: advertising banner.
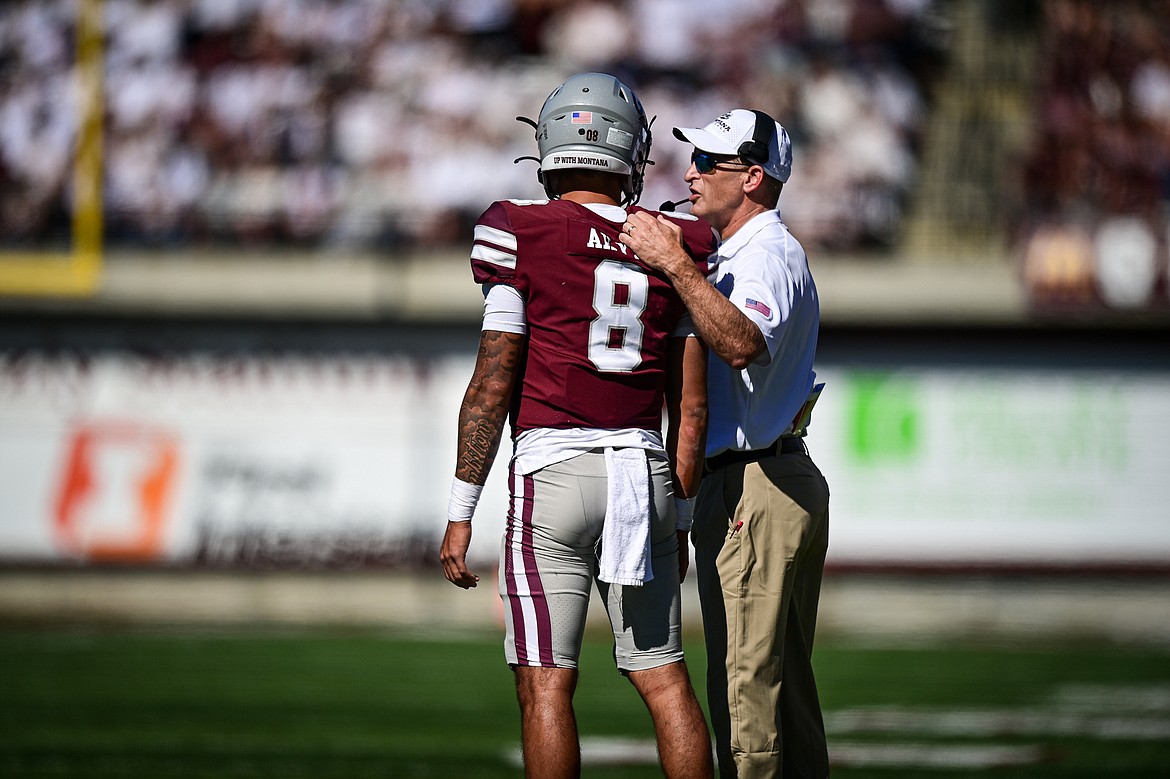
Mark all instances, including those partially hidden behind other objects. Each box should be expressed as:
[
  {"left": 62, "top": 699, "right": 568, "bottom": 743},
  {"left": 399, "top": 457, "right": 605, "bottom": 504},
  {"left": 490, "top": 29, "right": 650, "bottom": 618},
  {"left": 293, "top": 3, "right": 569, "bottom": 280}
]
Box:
[
  {"left": 810, "top": 367, "right": 1170, "bottom": 565},
  {"left": 1, "top": 352, "right": 1167, "bottom": 568},
  {"left": 0, "top": 352, "right": 509, "bottom": 567}
]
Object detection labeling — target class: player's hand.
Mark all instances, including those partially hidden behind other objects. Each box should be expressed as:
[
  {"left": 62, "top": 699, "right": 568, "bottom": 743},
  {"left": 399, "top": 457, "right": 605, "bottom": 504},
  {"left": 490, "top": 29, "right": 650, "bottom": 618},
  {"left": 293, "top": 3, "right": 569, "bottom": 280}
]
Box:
[
  {"left": 620, "top": 212, "right": 686, "bottom": 275},
  {"left": 440, "top": 521, "right": 480, "bottom": 589}
]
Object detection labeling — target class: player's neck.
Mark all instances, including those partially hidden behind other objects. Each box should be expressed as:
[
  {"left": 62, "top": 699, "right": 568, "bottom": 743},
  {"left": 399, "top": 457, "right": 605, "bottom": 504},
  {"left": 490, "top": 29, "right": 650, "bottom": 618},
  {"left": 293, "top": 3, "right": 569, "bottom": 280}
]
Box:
[{"left": 559, "top": 190, "right": 621, "bottom": 207}]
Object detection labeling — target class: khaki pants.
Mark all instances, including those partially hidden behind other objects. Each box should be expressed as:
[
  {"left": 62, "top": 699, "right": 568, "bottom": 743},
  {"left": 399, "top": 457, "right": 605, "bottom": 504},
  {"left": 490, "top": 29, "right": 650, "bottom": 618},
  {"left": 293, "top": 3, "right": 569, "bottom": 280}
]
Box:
[{"left": 693, "top": 450, "right": 830, "bottom": 779}]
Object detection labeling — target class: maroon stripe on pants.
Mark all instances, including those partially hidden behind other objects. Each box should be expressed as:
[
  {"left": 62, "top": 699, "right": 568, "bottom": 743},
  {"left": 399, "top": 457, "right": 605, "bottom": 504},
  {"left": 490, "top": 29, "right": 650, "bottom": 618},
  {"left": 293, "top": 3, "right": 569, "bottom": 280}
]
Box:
[
  {"left": 503, "top": 464, "right": 554, "bottom": 666},
  {"left": 503, "top": 464, "right": 528, "bottom": 661}
]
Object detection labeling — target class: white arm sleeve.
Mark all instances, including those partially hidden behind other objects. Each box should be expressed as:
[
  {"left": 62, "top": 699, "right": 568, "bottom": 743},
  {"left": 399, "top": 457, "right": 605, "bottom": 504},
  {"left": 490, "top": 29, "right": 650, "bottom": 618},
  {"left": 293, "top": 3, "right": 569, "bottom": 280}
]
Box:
[{"left": 482, "top": 283, "right": 527, "bottom": 333}]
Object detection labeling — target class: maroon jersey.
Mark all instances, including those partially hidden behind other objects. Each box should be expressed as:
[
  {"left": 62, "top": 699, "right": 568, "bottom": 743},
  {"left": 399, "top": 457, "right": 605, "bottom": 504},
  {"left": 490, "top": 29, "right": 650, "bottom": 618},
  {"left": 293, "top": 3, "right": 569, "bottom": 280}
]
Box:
[{"left": 471, "top": 198, "right": 717, "bottom": 438}]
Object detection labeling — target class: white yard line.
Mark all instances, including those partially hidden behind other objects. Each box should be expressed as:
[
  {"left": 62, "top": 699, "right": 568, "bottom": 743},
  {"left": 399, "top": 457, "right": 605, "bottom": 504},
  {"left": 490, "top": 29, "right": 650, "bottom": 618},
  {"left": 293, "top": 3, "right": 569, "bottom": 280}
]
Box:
[
  {"left": 827, "top": 707, "right": 1170, "bottom": 740},
  {"left": 828, "top": 742, "right": 1044, "bottom": 769},
  {"left": 506, "top": 738, "right": 1048, "bottom": 770},
  {"left": 827, "top": 683, "right": 1170, "bottom": 741},
  {"left": 500, "top": 683, "right": 1170, "bottom": 770}
]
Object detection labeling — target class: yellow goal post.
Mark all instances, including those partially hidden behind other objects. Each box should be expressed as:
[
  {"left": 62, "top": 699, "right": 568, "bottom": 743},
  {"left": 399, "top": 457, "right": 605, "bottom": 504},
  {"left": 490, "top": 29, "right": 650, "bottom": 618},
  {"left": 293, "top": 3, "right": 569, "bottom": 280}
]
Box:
[{"left": 0, "top": 0, "right": 103, "bottom": 296}]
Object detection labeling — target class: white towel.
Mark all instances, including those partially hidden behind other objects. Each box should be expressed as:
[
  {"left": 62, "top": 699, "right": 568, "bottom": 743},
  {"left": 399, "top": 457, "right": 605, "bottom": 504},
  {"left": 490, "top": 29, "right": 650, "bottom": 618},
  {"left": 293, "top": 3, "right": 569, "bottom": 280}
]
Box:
[{"left": 598, "top": 447, "right": 654, "bottom": 586}]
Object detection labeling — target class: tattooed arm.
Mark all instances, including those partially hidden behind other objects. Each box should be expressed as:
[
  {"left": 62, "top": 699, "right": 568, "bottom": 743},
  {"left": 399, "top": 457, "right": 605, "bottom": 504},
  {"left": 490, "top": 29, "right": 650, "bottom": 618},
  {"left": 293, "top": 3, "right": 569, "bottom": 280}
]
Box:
[
  {"left": 453, "top": 329, "right": 525, "bottom": 485},
  {"left": 440, "top": 329, "right": 526, "bottom": 589}
]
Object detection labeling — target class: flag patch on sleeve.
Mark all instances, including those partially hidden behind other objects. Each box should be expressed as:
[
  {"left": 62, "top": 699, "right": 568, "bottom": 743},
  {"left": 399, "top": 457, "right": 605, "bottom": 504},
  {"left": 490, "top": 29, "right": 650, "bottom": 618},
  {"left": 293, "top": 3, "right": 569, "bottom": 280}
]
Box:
[
  {"left": 745, "top": 298, "right": 772, "bottom": 317},
  {"left": 571, "top": 111, "right": 593, "bottom": 124}
]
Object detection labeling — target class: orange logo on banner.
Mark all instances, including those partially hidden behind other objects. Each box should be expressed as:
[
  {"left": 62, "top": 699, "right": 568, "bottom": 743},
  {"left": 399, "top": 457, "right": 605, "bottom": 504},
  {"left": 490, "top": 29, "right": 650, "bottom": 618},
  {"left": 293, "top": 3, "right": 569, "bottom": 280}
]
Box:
[{"left": 54, "top": 423, "right": 179, "bottom": 563}]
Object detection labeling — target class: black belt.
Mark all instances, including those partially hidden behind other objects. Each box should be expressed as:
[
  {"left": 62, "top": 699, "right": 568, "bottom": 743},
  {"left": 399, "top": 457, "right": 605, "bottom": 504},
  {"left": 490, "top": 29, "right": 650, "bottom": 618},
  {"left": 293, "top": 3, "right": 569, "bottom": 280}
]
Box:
[{"left": 704, "top": 436, "right": 806, "bottom": 474}]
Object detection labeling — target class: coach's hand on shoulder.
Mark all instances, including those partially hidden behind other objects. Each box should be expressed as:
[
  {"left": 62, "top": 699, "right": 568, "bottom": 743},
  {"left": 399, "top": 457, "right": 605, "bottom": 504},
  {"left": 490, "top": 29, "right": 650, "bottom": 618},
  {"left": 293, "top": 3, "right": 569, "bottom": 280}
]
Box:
[
  {"left": 440, "top": 521, "right": 480, "bottom": 589},
  {"left": 620, "top": 212, "right": 688, "bottom": 277}
]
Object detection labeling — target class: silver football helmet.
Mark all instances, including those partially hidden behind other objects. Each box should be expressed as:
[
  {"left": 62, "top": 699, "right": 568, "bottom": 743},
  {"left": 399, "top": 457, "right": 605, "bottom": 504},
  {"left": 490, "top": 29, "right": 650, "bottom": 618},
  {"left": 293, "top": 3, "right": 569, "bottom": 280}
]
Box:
[{"left": 524, "top": 72, "right": 652, "bottom": 205}]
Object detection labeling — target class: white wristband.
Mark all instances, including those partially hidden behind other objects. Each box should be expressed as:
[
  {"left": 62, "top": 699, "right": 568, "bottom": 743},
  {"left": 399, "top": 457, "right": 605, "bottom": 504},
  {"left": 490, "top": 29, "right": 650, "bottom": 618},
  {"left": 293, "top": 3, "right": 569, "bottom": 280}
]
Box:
[
  {"left": 673, "top": 496, "right": 696, "bottom": 531},
  {"left": 447, "top": 477, "right": 483, "bottom": 523}
]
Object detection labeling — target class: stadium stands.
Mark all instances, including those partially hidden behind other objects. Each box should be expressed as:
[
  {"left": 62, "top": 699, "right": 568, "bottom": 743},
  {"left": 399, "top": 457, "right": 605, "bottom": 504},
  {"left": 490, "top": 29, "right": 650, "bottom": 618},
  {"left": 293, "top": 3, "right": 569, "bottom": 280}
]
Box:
[
  {"left": 1, "top": 0, "right": 1167, "bottom": 313},
  {"left": 0, "top": 0, "right": 943, "bottom": 253}
]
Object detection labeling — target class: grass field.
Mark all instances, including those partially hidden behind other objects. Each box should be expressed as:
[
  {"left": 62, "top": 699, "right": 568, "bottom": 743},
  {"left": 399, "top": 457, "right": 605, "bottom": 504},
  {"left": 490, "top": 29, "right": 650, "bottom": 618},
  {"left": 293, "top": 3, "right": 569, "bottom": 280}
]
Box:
[{"left": 2, "top": 625, "right": 1169, "bottom": 778}]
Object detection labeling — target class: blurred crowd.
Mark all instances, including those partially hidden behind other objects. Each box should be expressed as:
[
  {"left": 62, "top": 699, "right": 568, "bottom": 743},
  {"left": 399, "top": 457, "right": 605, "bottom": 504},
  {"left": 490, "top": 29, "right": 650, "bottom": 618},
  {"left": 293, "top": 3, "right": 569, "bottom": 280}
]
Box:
[
  {"left": 1015, "top": 0, "right": 1170, "bottom": 309},
  {"left": 0, "top": 0, "right": 942, "bottom": 254}
]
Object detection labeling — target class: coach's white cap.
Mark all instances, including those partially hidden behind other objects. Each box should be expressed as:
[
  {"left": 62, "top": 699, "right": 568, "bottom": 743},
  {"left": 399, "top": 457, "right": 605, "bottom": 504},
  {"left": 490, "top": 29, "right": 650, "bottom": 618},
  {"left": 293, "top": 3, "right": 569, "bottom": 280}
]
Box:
[{"left": 673, "top": 109, "right": 793, "bottom": 182}]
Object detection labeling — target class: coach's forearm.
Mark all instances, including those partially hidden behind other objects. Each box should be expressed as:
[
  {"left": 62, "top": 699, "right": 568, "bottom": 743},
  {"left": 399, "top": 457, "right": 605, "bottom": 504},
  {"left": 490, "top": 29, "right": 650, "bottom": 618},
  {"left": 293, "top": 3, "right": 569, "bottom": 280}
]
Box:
[{"left": 661, "top": 255, "right": 765, "bottom": 370}]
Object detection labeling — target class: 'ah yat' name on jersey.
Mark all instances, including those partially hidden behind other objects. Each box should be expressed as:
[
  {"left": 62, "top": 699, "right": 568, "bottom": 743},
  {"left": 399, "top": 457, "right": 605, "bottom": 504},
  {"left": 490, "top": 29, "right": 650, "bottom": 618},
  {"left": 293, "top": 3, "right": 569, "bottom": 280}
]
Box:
[{"left": 586, "top": 227, "right": 629, "bottom": 256}]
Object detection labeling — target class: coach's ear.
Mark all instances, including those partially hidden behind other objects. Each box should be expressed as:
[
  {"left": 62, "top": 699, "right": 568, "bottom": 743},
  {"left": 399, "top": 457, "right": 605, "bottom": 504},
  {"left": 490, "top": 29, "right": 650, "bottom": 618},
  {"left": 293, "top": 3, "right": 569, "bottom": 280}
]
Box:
[
  {"left": 744, "top": 164, "right": 780, "bottom": 207},
  {"left": 743, "top": 164, "right": 767, "bottom": 194}
]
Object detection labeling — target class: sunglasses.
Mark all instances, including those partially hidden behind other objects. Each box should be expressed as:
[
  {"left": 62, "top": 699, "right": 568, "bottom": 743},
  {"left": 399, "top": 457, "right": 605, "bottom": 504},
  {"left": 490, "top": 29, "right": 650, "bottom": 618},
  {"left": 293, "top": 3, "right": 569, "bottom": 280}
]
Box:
[{"left": 691, "top": 151, "right": 752, "bottom": 174}]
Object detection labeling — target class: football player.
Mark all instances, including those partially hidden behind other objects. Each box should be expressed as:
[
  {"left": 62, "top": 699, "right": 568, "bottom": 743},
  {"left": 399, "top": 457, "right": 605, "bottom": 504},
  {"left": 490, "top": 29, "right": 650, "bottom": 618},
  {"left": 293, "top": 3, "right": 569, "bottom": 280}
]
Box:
[{"left": 439, "top": 72, "right": 717, "bottom": 779}]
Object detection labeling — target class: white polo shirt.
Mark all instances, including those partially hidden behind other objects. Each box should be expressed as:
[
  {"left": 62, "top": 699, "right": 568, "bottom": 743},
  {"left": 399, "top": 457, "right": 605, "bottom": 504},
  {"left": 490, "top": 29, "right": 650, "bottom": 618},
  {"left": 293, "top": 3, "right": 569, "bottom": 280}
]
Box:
[{"left": 704, "top": 209, "right": 820, "bottom": 458}]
